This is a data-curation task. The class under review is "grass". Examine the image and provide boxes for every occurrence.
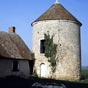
[81,69,88,78]
[81,69,88,83]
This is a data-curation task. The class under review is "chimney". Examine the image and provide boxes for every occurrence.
[8,26,15,33]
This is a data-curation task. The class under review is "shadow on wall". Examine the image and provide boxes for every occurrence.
[0,56,35,77]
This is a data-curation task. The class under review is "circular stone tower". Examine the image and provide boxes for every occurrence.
[32,2,82,81]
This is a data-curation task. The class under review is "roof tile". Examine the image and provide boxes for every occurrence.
[33,3,82,26]
[0,31,32,60]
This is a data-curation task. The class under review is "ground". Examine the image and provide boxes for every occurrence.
[0,76,88,88]
[0,69,88,88]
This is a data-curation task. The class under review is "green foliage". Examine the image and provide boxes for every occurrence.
[81,69,88,83]
[44,32,57,73]
[31,53,35,59]
[81,69,88,77]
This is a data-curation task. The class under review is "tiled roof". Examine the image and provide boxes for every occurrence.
[33,3,82,26]
[0,31,32,60]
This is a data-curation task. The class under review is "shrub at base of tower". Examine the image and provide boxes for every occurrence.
[44,32,57,75]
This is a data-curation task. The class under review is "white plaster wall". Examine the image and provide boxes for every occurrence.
[18,60,30,76]
[0,59,30,77]
[32,20,81,80]
[0,59,13,77]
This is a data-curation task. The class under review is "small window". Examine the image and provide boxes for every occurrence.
[12,60,19,72]
[40,40,45,53]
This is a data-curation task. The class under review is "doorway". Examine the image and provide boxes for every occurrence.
[40,63,46,77]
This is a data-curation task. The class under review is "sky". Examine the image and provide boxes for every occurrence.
[0,0,88,66]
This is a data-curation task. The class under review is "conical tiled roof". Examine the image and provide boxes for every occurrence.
[33,3,82,26]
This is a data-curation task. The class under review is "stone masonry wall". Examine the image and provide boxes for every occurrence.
[32,20,81,80]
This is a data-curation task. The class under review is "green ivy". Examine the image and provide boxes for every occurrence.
[44,32,57,73]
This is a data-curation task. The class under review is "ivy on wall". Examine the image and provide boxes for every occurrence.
[44,32,57,73]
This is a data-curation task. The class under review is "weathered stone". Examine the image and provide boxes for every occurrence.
[32,20,81,81]
[32,3,82,81]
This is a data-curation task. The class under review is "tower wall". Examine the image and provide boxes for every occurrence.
[32,20,81,80]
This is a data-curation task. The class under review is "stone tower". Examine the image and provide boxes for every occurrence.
[32,2,82,81]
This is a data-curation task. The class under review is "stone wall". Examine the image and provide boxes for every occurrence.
[32,20,81,80]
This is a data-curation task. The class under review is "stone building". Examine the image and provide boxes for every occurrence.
[32,2,82,80]
[0,27,34,77]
